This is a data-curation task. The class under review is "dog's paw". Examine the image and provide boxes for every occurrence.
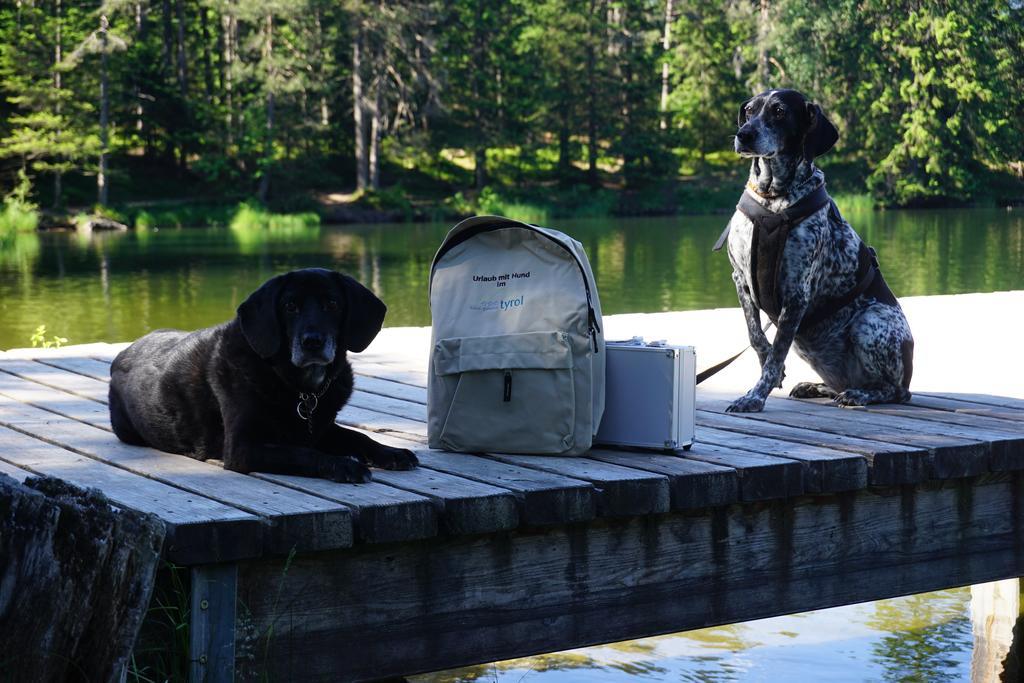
[790,382,837,399]
[369,446,419,471]
[320,456,373,483]
[833,389,871,407]
[726,394,766,413]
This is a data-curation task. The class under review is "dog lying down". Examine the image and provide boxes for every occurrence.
[721,89,914,412]
[109,268,418,483]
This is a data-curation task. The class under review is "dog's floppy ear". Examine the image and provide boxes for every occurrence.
[237,274,286,359]
[333,272,387,353]
[804,102,839,160]
[737,97,753,127]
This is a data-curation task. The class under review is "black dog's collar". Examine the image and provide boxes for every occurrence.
[712,182,831,252]
[296,370,339,433]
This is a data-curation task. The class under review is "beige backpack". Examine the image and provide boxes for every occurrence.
[428,216,605,455]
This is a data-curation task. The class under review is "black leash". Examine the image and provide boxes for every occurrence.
[695,322,773,385]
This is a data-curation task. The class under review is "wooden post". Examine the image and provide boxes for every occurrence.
[971,578,1022,682]
[189,564,238,683]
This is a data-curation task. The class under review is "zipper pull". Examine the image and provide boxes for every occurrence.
[503,370,512,402]
[590,326,599,353]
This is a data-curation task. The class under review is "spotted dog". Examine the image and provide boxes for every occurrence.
[719,89,913,413]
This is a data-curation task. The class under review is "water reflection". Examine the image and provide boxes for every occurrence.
[413,584,1024,682]
[1,208,1023,350]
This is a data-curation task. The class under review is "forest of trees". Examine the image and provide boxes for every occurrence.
[1,0,1022,218]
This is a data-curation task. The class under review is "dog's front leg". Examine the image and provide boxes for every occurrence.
[221,410,372,482]
[727,290,808,413]
[318,423,418,471]
[733,271,770,363]
[732,271,779,376]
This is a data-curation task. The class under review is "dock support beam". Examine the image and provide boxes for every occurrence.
[190,563,237,683]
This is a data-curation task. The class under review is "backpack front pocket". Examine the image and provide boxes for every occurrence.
[433,331,576,453]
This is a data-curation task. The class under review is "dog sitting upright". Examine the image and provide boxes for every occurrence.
[718,89,913,412]
[109,268,418,482]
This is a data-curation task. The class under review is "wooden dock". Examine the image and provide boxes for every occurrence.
[1,315,1023,681]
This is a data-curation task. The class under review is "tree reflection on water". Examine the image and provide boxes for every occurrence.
[1,208,1022,351]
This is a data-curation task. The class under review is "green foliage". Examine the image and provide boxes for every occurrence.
[0,0,1020,213]
[229,201,320,232]
[29,325,67,349]
[0,171,40,238]
[127,564,191,683]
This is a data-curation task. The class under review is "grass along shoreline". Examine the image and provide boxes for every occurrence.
[2,179,1013,238]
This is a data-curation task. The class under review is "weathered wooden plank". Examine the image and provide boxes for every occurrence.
[485,453,670,518]
[0,370,111,427]
[336,405,429,441]
[697,425,868,494]
[348,426,617,526]
[235,474,1024,682]
[0,361,109,403]
[776,397,1000,477]
[325,426,522,536]
[416,450,596,526]
[349,389,671,517]
[910,394,1024,423]
[586,449,739,510]
[346,390,426,423]
[353,376,427,405]
[922,392,1024,411]
[831,400,1024,472]
[36,356,113,382]
[695,410,929,486]
[679,441,803,501]
[0,395,355,555]
[373,467,519,536]
[699,398,987,480]
[0,426,262,564]
[0,456,30,481]
[0,342,121,360]
[190,564,237,683]
[352,361,428,387]
[250,473,437,544]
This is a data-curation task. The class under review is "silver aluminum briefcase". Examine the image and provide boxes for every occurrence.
[594,338,695,451]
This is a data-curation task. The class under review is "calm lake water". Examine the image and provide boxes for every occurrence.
[2,208,1022,680]
[1,207,1023,350]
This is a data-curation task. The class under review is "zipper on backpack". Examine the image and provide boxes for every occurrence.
[503,370,512,402]
[588,306,600,353]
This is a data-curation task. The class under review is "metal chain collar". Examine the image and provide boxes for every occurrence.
[296,371,338,433]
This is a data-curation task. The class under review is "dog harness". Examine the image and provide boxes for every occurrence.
[713,183,899,334]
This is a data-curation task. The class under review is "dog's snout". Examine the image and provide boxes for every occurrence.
[736,128,755,145]
[301,332,325,351]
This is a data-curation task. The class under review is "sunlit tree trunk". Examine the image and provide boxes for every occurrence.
[258,14,274,203]
[353,18,368,192]
[369,75,382,191]
[659,0,673,130]
[133,2,146,144]
[199,6,213,97]
[756,0,770,92]
[586,0,601,187]
[53,0,62,208]
[175,0,188,98]
[98,15,110,207]
[315,7,329,128]
[221,8,235,152]
[472,0,487,189]
[161,0,173,72]
[557,69,571,182]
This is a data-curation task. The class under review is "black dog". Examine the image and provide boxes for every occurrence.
[109,268,417,482]
[721,89,913,412]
